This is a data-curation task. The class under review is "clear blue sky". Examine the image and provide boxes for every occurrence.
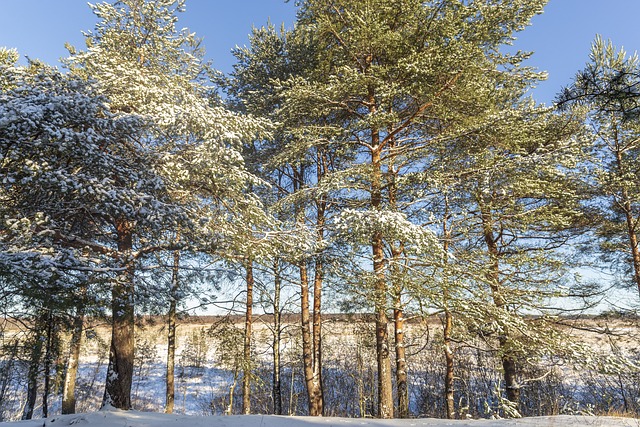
[0,0,639,105]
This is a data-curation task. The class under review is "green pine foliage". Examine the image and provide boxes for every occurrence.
[560,36,640,294]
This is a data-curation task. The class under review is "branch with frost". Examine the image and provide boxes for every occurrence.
[334,208,441,255]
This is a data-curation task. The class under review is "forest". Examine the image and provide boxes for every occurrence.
[1,0,640,423]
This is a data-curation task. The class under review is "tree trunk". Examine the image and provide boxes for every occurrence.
[372,145,393,419]
[479,201,520,409]
[272,260,283,415]
[103,220,135,410]
[165,249,180,414]
[394,303,408,418]
[390,245,407,417]
[367,80,393,418]
[442,202,456,419]
[289,366,296,415]
[299,260,319,416]
[443,307,455,418]
[310,257,324,416]
[623,209,640,297]
[388,144,408,418]
[22,315,45,420]
[374,294,393,419]
[613,137,640,296]
[356,341,365,417]
[310,150,327,415]
[242,259,253,415]
[42,310,55,418]
[22,354,40,420]
[62,302,85,414]
[372,182,393,418]
[300,152,328,416]
[292,162,324,416]
[501,352,520,404]
[227,368,238,415]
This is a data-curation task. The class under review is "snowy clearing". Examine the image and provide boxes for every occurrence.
[0,410,637,427]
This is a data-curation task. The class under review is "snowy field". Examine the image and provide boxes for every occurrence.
[0,408,638,427]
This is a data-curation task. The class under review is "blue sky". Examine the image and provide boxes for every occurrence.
[1,1,639,105]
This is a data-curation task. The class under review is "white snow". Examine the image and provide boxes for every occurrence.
[0,410,636,427]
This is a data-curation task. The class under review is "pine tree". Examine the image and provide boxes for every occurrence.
[63,0,269,409]
[404,79,592,415]
[275,0,549,418]
[1,54,178,411]
[227,23,328,416]
[559,37,640,299]
[457,106,586,411]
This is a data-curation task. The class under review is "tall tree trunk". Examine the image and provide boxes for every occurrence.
[42,310,55,418]
[367,81,393,419]
[356,340,366,417]
[442,197,456,419]
[392,252,408,418]
[372,144,393,419]
[103,220,135,410]
[443,306,455,418]
[479,201,520,408]
[299,260,318,415]
[242,259,253,415]
[62,297,85,415]
[289,366,296,416]
[389,211,408,418]
[388,142,408,418]
[374,278,393,419]
[310,257,324,416]
[623,204,640,296]
[309,150,326,416]
[272,260,283,415]
[22,315,45,420]
[393,300,408,418]
[165,249,180,414]
[293,162,324,416]
[613,135,640,296]
[63,284,88,414]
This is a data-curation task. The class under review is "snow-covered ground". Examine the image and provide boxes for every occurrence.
[0,409,637,427]
[2,318,639,423]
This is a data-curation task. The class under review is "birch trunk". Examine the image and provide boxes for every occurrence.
[393,302,408,418]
